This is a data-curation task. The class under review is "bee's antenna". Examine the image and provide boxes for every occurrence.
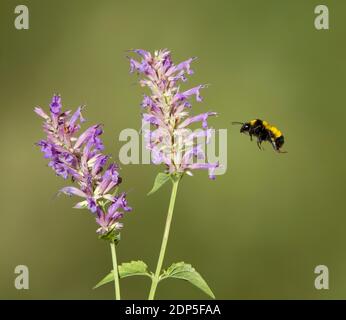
[231,121,244,125]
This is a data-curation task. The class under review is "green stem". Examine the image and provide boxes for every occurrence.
[148,178,180,300]
[110,241,121,300]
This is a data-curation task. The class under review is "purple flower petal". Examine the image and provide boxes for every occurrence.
[87,197,98,213]
[178,112,217,129]
[50,95,62,115]
[143,113,161,126]
[60,186,87,198]
[69,106,85,128]
[174,85,205,103]
[132,49,152,60]
[74,125,101,150]
[34,107,50,120]
[188,162,219,180]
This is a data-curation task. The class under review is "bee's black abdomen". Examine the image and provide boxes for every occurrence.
[274,136,284,150]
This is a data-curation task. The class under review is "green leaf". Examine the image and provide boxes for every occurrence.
[119,260,152,278]
[160,262,215,299]
[93,261,152,289]
[93,272,114,289]
[147,172,171,196]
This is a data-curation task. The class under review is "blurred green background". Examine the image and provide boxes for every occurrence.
[1,0,346,299]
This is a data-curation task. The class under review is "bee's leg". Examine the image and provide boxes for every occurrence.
[249,133,253,141]
[256,139,262,150]
[270,140,277,151]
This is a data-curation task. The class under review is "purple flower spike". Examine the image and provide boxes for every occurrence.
[35,95,131,237]
[129,49,219,179]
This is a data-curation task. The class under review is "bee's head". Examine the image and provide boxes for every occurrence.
[240,123,250,133]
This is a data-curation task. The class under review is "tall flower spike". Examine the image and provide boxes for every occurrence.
[129,49,218,179]
[35,95,131,238]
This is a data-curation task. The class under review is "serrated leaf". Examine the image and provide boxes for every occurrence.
[119,260,152,278]
[147,172,170,196]
[93,261,151,289]
[160,262,215,299]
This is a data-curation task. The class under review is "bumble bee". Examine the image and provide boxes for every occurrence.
[232,119,286,153]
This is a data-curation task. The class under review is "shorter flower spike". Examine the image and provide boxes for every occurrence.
[35,95,132,238]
